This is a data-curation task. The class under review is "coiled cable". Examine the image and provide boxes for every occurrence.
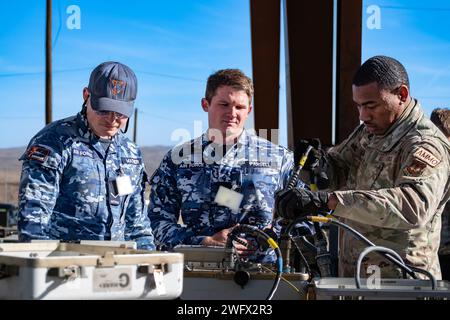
[226,224,283,300]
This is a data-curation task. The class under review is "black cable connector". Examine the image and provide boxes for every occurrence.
[226,225,283,300]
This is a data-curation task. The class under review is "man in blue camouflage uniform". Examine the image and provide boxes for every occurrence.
[149,69,304,257]
[18,61,155,250]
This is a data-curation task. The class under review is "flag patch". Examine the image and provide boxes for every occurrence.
[26,145,50,163]
[404,159,427,176]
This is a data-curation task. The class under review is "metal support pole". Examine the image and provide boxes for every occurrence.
[133,108,138,143]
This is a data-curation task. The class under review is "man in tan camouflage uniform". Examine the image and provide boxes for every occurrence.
[431,108,450,280]
[276,56,450,279]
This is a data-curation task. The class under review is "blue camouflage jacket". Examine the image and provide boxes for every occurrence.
[149,130,303,249]
[18,111,155,250]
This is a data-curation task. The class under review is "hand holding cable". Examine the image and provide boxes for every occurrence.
[275,188,330,220]
[226,224,283,300]
[275,138,329,220]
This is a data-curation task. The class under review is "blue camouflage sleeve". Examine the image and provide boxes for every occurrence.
[124,167,156,250]
[18,143,64,241]
[148,151,196,249]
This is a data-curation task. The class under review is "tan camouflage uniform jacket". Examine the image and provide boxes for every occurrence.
[327,99,450,279]
[439,202,450,255]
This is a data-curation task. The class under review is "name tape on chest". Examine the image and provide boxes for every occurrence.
[246,161,274,168]
[179,162,204,169]
[413,147,441,167]
[73,148,94,158]
[121,157,142,165]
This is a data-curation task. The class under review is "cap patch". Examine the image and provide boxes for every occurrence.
[111,79,126,96]
[413,147,441,167]
[27,146,50,163]
[404,159,427,176]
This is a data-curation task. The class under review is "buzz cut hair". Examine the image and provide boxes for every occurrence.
[205,69,254,104]
[353,55,410,91]
[430,108,450,137]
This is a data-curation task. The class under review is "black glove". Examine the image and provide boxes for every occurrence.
[310,170,330,190]
[275,189,329,220]
[294,138,322,171]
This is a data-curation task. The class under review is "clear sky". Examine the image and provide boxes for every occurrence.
[363,0,450,115]
[0,0,449,149]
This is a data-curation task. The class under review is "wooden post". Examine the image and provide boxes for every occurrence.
[250,0,280,143]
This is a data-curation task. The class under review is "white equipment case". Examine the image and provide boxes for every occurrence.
[313,277,450,300]
[174,245,309,300]
[0,242,183,300]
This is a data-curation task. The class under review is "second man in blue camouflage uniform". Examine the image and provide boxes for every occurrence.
[149,69,303,256]
[18,61,155,250]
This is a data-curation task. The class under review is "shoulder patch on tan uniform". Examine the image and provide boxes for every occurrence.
[413,147,441,167]
[404,159,427,176]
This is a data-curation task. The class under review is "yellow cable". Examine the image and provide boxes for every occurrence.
[260,265,302,295]
[299,154,308,167]
[267,238,279,250]
[308,216,331,223]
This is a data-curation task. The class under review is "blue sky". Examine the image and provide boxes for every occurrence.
[0,0,449,148]
[363,0,450,113]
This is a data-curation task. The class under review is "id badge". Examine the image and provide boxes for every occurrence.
[214,185,243,213]
[115,174,134,196]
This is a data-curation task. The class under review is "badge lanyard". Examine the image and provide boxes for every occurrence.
[210,143,245,223]
[114,145,133,197]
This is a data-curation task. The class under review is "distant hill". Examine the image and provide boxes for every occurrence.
[0,147,25,172]
[0,145,171,173]
[0,145,171,205]
[0,147,26,204]
[141,145,171,175]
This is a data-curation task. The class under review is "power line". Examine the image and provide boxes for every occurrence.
[0,67,92,78]
[52,0,62,50]
[419,96,450,99]
[139,110,197,127]
[0,68,204,83]
[365,5,450,12]
[0,116,40,119]
[137,70,203,82]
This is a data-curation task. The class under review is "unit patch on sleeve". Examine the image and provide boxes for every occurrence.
[26,145,50,163]
[413,147,441,167]
[404,159,427,176]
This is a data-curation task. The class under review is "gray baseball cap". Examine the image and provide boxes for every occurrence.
[88,61,137,118]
